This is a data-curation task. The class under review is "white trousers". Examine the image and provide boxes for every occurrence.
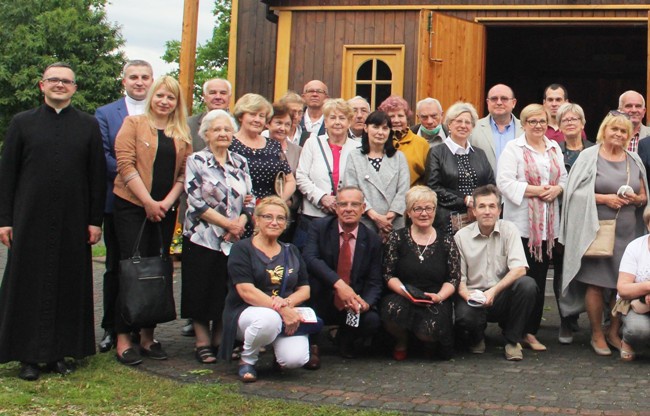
[237,306,309,368]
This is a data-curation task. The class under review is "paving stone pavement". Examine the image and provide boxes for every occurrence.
[2,244,650,415]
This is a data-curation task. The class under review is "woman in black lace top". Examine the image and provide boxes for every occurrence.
[380,186,460,360]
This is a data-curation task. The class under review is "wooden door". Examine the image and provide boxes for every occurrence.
[417,11,486,113]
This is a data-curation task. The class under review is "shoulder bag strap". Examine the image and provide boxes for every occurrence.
[315,137,337,195]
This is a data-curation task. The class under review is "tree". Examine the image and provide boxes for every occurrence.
[162,0,231,112]
[0,0,125,141]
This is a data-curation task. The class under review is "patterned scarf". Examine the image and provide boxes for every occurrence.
[522,144,562,262]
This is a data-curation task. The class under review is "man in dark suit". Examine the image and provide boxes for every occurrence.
[638,134,650,182]
[302,186,383,368]
[94,60,153,353]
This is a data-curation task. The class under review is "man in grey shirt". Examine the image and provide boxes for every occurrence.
[454,185,535,361]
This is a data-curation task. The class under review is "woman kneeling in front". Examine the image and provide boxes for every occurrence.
[218,196,310,382]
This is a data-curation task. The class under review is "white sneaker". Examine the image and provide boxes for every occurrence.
[505,342,523,361]
[558,323,573,345]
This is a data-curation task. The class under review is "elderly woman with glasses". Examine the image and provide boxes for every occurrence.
[497,104,568,352]
[553,103,594,344]
[426,102,494,234]
[380,186,460,361]
[560,111,647,356]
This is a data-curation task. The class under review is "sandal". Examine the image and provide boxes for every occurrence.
[238,363,257,383]
[620,341,635,362]
[195,346,216,364]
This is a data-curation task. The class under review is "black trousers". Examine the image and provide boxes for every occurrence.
[454,276,538,345]
[307,274,380,345]
[100,213,120,331]
[521,238,554,335]
[113,196,176,334]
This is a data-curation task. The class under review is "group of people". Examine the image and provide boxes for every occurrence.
[2,61,650,384]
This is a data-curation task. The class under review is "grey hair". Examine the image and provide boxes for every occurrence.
[202,78,232,95]
[347,96,370,109]
[416,97,443,113]
[198,109,238,142]
[444,102,479,128]
[556,103,586,126]
[618,90,646,110]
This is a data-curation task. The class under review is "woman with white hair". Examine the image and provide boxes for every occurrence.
[181,109,255,364]
[426,102,494,234]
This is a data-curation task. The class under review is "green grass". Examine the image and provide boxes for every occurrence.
[91,244,106,258]
[0,354,393,415]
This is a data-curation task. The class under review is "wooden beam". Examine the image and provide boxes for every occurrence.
[227,0,240,103]
[270,5,650,12]
[475,17,647,23]
[274,11,292,101]
[179,0,199,115]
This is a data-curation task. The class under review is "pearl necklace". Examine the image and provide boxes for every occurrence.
[412,228,435,262]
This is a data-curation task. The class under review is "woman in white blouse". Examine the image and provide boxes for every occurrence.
[496,103,568,352]
[294,98,360,249]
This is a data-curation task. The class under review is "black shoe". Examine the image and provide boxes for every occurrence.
[181,319,195,337]
[338,335,356,359]
[141,341,168,360]
[116,348,143,366]
[46,360,73,376]
[98,330,116,353]
[18,362,40,381]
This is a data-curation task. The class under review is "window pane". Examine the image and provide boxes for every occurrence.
[357,60,373,81]
[375,84,392,108]
[376,60,392,80]
[356,84,372,105]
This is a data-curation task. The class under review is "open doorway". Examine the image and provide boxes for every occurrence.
[485,25,647,140]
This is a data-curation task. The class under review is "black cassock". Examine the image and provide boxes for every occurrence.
[0,104,106,363]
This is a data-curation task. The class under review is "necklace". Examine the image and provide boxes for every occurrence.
[412,228,435,262]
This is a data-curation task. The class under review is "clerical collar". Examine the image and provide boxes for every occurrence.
[125,95,147,116]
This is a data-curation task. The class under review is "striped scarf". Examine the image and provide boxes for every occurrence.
[522,145,562,262]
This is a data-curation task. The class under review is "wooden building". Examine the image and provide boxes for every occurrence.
[227,1,650,137]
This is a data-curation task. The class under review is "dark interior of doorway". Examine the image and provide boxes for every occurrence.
[485,25,646,140]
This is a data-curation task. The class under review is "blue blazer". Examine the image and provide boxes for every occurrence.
[95,98,128,213]
[303,216,383,307]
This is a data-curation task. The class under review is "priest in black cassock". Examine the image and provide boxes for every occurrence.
[0,62,106,381]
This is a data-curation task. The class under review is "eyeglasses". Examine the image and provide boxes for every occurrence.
[560,117,581,124]
[609,110,631,119]
[526,119,548,127]
[304,88,327,95]
[451,119,473,126]
[258,214,287,224]
[412,206,435,214]
[487,96,513,103]
[335,201,364,209]
[42,77,76,86]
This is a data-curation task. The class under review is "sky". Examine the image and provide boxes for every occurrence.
[104,0,217,77]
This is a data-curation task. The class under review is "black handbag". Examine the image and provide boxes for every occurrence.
[118,219,176,327]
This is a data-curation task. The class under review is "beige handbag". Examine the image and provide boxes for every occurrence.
[583,219,616,257]
[583,156,629,258]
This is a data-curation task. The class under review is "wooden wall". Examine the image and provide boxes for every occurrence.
[286,10,420,107]
[235,0,277,100]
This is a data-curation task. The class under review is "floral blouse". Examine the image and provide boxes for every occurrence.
[183,149,255,251]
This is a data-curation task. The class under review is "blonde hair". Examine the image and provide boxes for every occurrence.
[444,102,479,128]
[405,186,437,213]
[278,91,305,107]
[519,104,547,126]
[323,98,354,121]
[233,93,273,123]
[144,76,191,144]
[253,196,290,235]
[595,112,633,148]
